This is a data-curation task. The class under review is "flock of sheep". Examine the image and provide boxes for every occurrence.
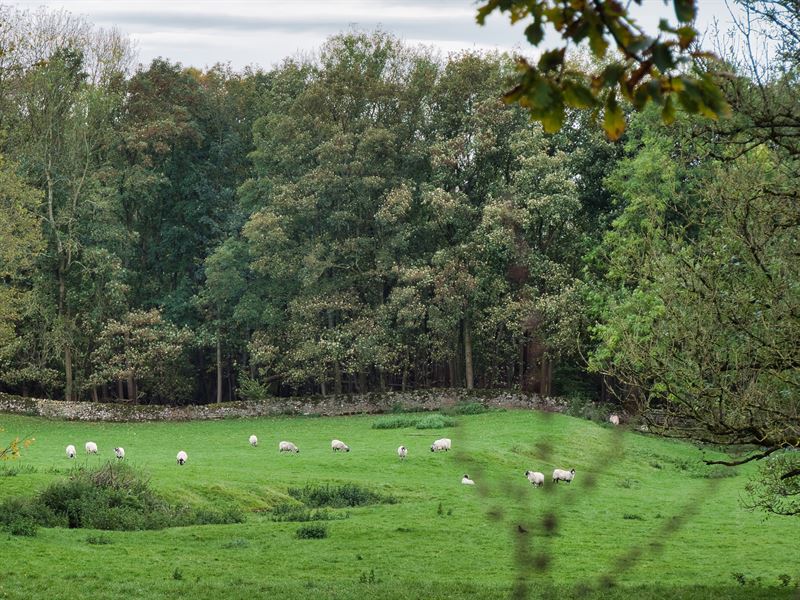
[65,419,604,487]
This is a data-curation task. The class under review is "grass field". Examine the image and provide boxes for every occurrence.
[0,409,798,599]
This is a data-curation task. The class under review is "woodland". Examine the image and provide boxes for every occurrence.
[0,1,798,512]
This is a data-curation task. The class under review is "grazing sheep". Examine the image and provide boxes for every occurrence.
[430,438,452,452]
[524,470,545,487]
[279,441,299,453]
[461,474,475,485]
[114,447,125,460]
[85,441,98,455]
[176,450,188,465]
[249,435,258,447]
[331,439,350,452]
[552,468,576,484]
[609,414,620,426]
[65,445,76,459]
[397,445,408,460]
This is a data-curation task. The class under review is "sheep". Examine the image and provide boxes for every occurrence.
[249,435,258,447]
[114,447,125,460]
[430,438,452,452]
[65,445,76,459]
[552,468,576,484]
[397,445,408,460]
[524,470,545,487]
[176,450,188,465]
[85,441,98,455]
[331,439,350,452]
[461,474,475,485]
[279,441,299,453]
[609,414,620,426]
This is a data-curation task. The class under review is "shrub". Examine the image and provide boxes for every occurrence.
[371,415,421,429]
[6,516,37,537]
[442,402,489,416]
[287,483,396,508]
[0,462,245,531]
[414,414,456,429]
[296,523,327,539]
[270,502,348,522]
[372,413,455,429]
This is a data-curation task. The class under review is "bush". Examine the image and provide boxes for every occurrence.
[0,462,245,531]
[287,483,396,508]
[372,415,421,429]
[6,516,37,537]
[414,414,456,429]
[372,413,455,429]
[271,502,348,522]
[442,402,490,416]
[296,523,327,539]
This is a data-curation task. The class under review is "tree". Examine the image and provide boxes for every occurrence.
[590,107,800,514]
[0,155,43,355]
[475,0,729,138]
[90,309,195,404]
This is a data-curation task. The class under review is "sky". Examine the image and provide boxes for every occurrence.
[2,1,746,70]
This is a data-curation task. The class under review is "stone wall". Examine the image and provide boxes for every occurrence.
[0,389,565,422]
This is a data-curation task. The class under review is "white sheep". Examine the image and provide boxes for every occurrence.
[461,474,475,485]
[85,441,98,454]
[279,441,299,453]
[65,445,76,459]
[524,470,545,487]
[331,439,350,452]
[249,435,258,447]
[397,445,407,459]
[609,414,620,426]
[114,447,125,460]
[430,438,452,452]
[552,468,576,484]
[176,450,188,465]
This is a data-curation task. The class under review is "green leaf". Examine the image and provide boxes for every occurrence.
[537,48,565,72]
[524,16,544,45]
[603,92,626,141]
[563,80,597,109]
[673,0,697,23]
[662,95,676,125]
[652,43,676,72]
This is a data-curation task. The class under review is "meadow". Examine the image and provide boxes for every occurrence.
[0,409,798,599]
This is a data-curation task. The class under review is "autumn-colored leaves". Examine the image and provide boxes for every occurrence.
[477,0,730,139]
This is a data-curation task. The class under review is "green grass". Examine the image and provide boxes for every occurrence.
[0,409,798,599]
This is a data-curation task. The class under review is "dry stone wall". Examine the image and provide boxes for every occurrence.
[0,389,565,422]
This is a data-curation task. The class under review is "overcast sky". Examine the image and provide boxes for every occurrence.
[3,1,745,70]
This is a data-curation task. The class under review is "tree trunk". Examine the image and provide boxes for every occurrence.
[463,317,474,390]
[117,379,124,401]
[91,387,99,403]
[216,331,223,404]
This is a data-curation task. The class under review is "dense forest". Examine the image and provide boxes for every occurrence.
[0,3,795,428]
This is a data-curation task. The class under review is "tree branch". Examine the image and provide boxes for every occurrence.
[703,445,781,466]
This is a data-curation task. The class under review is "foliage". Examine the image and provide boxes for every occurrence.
[476,0,729,138]
[0,462,244,530]
[287,482,397,508]
[371,413,455,429]
[90,309,195,403]
[270,502,348,522]
[295,523,328,539]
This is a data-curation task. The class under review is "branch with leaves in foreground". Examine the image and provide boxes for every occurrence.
[476,0,730,139]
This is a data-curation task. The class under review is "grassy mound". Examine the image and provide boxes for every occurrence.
[0,462,243,534]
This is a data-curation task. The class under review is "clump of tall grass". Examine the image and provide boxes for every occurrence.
[287,483,396,508]
[371,413,455,430]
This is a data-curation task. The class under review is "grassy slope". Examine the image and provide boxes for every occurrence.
[0,410,797,599]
